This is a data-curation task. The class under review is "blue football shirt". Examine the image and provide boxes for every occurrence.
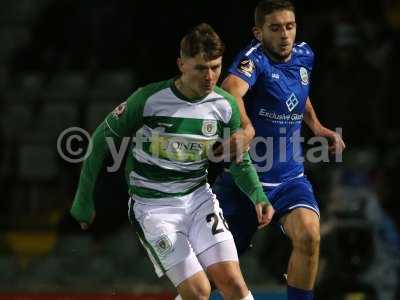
[228,39,314,184]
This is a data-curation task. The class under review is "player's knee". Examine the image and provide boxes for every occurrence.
[215,274,248,298]
[187,281,211,300]
[179,274,211,300]
[181,282,211,300]
[293,223,320,256]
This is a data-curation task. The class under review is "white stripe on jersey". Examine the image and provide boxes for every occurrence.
[245,43,262,56]
[133,148,207,172]
[143,88,233,124]
[129,171,206,194]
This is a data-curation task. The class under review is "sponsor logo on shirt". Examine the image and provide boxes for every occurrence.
[258,108,303,124]
[272,73,280,80]
[286,93,299,112]
[149,134,216,162]
[237,59,255,78]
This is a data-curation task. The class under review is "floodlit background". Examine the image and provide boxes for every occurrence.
[0,0,399,299]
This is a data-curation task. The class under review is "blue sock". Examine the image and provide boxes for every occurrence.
[287,285,314,300]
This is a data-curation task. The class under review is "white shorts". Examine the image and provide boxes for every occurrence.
[128,184,237,286]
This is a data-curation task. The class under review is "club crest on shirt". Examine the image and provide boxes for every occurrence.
[300,67,309,85]
[112,101,127,119]
[202,120,217,136]
[237,59,255,78]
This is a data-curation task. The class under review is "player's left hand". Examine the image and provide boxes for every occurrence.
[316,127,346,155]
[255,202,275,229]
[79,211,96,230]
[213,129,252,163]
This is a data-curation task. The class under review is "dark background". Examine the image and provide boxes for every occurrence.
[0,0,399,299]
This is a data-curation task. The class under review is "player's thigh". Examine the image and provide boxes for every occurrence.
[188,193,233,256]
[129,199,200,284]
[168,258,210,298]
[197,239,247,297]
[268,177,320,221]
[197,239,240,279]
[197,239,238,271]
[270,177,320,234]
[280,207,320,247]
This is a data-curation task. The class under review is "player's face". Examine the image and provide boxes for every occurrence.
[178,54,222,97]
[254,9,296,62]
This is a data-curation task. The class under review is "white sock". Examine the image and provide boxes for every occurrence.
[240,291,254,300]
[175,295,182,300]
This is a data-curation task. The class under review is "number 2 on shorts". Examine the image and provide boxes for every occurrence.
[206,212,229,235]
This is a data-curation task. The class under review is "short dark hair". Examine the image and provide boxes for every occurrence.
[254,0,295,27]
[180,23,225,60]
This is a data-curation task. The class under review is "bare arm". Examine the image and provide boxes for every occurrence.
[304,97,346,153]
[221,75,274,227]
[211,74,255,162]
[304,97,323,135]
[222,74,255,140]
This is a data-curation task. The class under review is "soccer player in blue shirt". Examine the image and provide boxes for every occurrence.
[213,1,345,299]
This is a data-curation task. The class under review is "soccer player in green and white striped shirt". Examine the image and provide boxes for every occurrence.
[70,23,274,300]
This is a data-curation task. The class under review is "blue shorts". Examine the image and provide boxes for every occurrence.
[212,171,320,255]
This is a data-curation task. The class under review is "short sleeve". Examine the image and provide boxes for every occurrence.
[294,42,315,70]
[228,53,259,88]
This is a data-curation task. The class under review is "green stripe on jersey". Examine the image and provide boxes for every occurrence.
[144,116,224,136]
[130,180,205,198]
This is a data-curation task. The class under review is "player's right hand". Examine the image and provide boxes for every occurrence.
[255,203,274,229]
[79,212,96,230]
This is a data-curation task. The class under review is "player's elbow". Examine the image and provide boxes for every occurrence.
[221,80,232,94]
[242,122,255,139]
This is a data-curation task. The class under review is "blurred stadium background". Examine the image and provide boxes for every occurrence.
[0,0,400,299]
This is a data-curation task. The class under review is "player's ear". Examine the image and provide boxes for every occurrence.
[253,26,262,41]
[176,57,182,72]
[177,57,184,73]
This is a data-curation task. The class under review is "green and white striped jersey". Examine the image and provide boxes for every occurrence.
[113,79,240,199]
[71,78,268,223]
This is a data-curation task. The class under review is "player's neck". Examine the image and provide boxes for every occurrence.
[263,47,292,63]
[174,77,207,101]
